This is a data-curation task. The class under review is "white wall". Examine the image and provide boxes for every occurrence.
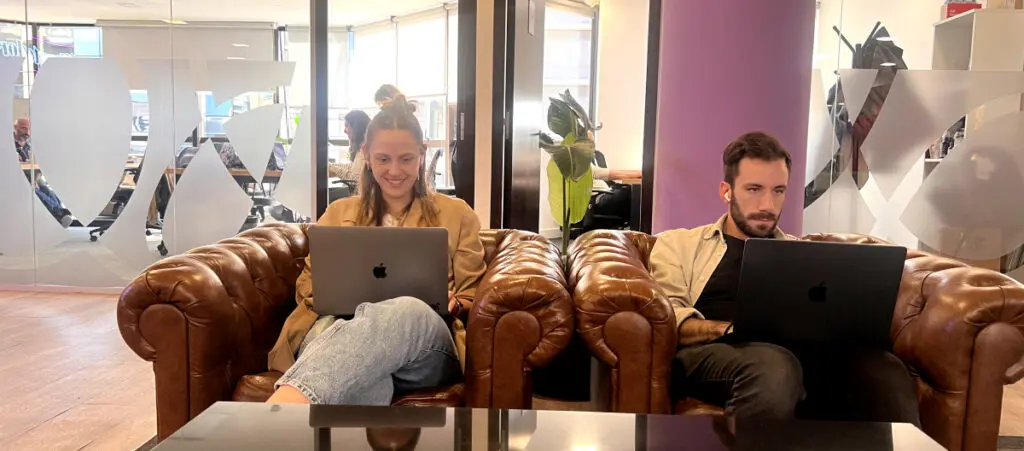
[815,0,938,73]
[593,0,648,171]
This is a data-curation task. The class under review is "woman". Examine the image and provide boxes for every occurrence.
[374,84,402,108]
[375,84,417,112]
[328,110,371,184]
[267,95,487,405]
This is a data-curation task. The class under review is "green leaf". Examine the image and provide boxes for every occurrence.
[558,89,595,132]
[547,161,594,227]
[547,99,574,138]
[544,137,595,182]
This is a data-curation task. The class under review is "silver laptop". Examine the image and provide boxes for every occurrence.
[308,226,450,316]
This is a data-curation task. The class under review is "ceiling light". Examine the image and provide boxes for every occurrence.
[116,1,139,7]
[876,36,894,42]
[160,19,187,25]
[880,62,896,67]
[226,56,245,60]
[231,43,250,48]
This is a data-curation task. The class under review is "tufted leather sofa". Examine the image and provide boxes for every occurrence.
[117,223,573,441]
[568,229,1024,451]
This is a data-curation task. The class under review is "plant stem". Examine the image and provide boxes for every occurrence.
[562,176,570,255]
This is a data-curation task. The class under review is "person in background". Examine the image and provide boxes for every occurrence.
[328,110,371,185]
[375,84,417,113]
[649,131,919,424]
[374,84,402,108]
[14,118,74,228]
[265,95,486,405]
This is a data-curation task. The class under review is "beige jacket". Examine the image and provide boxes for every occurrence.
[648,214,788,331]
[267,192,487,373]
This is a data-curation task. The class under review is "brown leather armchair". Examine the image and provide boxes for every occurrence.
[568,229,1024,451]
[118,223,573,441]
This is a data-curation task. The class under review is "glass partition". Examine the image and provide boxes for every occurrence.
[803,0,1024,281]
[0,0,462,288]
[0,0,312,287]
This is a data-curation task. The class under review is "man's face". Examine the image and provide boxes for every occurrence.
[724,158,789,238]
[14,120,29,139]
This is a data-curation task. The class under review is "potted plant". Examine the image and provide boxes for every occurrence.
[538,90,599,255]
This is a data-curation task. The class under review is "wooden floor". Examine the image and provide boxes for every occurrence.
[1,290,1023,450]
[0,291,155,451]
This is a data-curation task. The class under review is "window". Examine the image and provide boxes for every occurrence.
[0,22,33,98]
[447,12,458,98]
[542,6,595,134]
[397,12,446,97]
[38,26,102,64]
[351,23,397,108]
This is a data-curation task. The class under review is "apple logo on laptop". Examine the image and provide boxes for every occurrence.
[809,282,828,302]
[373,263,388,279]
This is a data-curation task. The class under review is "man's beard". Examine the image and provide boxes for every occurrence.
[729,197,780,238]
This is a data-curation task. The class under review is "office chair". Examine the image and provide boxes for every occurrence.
[569,151,633,239]
[89,167,138,242]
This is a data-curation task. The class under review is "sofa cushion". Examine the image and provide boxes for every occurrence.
[392,383,465,407]
[674,397,725,416]
[232,371,465,407]
[233,371,283,402]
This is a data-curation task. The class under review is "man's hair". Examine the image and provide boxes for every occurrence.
[722,132,792,185]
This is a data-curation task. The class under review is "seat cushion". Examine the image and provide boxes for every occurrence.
[233,371,283,402]
[233,371,464,407]
[674,397,726,416]
[392,383,465,407]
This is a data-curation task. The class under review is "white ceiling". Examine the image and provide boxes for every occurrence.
[0,0,448,27]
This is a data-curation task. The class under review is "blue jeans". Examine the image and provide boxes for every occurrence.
[276,296,461,405]
[34,182,65,220]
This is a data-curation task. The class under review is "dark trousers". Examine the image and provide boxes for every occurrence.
[673,342,920,426]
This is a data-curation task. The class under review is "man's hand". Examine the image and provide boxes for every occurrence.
[447,291,470,316]
[678,318,731,346]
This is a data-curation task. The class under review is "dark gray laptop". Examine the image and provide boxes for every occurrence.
[308,226,449,316]
[730,239,907,349]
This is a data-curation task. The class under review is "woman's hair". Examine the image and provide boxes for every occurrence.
[357,94,438,227]
[344,110,371,162]
[374,84,402,105]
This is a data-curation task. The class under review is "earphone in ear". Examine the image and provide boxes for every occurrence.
[725,193,731,202]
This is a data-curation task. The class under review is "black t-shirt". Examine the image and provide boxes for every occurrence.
[694,234,746,322]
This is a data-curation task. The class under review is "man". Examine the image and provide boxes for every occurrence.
[14,118,74,228]
[14,117,31,162]
[649,131,919,424]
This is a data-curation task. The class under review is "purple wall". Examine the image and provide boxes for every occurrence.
[652,0,816,234]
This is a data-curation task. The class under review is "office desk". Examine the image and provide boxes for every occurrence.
[167,167,283,185]
[22,162,142,185]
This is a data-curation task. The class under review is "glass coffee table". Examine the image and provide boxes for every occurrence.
[154,402,943,450]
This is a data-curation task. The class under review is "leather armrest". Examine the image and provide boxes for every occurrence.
[117,223,309,439]
[466,230,574,409]
[567,230,676,414]
[891,252,1024,451]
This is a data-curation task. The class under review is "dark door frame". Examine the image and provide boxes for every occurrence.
[490,0,512,229]
[640,0,662,234]
[454,0,478,206]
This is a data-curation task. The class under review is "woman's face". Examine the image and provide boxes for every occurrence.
[344,120,353,140]
[366,129,423,201]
